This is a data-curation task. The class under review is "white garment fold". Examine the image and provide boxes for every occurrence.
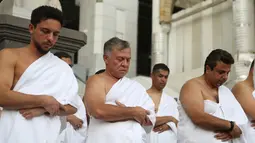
[58,96,87,143]
[86,77,156,143]
[0,52,79,143]
[219,86,248,143]
[242,91,255,143]
[147,92,179,143]
[177,85,248,143]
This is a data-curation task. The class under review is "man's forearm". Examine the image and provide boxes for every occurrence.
[0,90,43,110]
[20,105,77,117]
[193,114,231,131]
[57,105,77,116]
[155,116,176,126]
[92,104,134,122]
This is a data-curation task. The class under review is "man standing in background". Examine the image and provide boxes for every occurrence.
[147,63,179,143]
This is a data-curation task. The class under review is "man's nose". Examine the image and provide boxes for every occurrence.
[122,59,128,67]
[46,33,54,43]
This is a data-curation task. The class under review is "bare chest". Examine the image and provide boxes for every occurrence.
[152,97,161,112]
[148,92,162,113]
[13,56,38,88]
[104,78,120,95]
[201,88,219,103]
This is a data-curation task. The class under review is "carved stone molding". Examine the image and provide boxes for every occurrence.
[0,14,87,53]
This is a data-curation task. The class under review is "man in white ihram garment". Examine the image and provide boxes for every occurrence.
[232,59,255,143]
[146,63,179,143]
[0,6,80,143]
[178,49,248,143]
[84,37,156,143]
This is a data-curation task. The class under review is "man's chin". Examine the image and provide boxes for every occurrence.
[117,73,127,78]
[216,82,225,87]
[38,48,50,54]
[159,85,166,89]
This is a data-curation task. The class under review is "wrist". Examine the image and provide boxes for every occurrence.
[128,107,136,120]
[66,115,71,121]
[166,124,171,130]
[38,95,46,107]
[227,121,235,132]
[168,116,173,122]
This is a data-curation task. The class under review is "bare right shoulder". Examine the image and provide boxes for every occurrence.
[179,78,206,123]
[85,74,106,97]
[0,48,20,91]
[232,81,245,92]
[0,48,18,63]
[232,81,252,98]
[84,73,108,115]
[180,78,201,100]
[86,74,104,86]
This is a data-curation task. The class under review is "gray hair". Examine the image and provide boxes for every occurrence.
[103,37,130,56]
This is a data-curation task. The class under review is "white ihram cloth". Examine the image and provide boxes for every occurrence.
[147,92,179,143]
[58,96,87,143]
[86,77,156,143]
[177,85,248,143]
[0,52,79,143]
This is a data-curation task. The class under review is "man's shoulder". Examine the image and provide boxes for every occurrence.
[232,81,246,91]
[181,78,200,90]
[0,48,18,55]
[86,74,104,84]
[232,81,253,94]
[0,48,19,62]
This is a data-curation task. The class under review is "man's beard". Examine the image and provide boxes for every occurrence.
[34,39,50,55]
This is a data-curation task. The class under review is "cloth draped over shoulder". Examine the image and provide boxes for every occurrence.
[86,77,156,143]
[0,52,79,143]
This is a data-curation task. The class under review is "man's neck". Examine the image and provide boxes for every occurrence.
[148,86,163,95]
[104,71,121,82]
[28,42,46,57]
[202,75,217,89]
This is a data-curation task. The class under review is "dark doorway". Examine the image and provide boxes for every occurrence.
[60,0,80,64]
[60,0,80,30]
[173,6,184,14]
[137,0,152,76]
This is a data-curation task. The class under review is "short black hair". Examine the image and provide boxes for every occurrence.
[250,59,254,71]
[31,5,63,27]
[54,52,71,59]
[95,69,105,74]
[152,63,170,74]
[204,49,234,73]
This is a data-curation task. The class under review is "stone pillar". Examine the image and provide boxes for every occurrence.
[233,0,255,81]
[152,0,175,68]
